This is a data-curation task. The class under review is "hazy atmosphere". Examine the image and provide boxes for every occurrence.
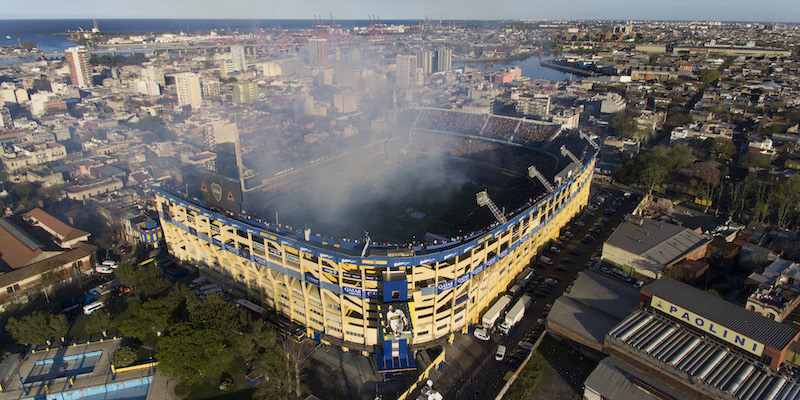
[3,0,799,22]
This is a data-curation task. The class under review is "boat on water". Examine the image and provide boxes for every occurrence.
[5,36,10,40]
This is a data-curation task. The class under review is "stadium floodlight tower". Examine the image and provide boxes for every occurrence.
[560,145,581,165]
[528,165,554,193]
[476,190,507,224]
[579,130,599,149]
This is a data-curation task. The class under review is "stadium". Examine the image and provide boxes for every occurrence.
[155,108,598,370]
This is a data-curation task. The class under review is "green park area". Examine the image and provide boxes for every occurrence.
[5,261,309,400]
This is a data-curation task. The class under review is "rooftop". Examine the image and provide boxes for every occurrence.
[643,277,799,351]
[605,217,712,268]
[584,357,693,400]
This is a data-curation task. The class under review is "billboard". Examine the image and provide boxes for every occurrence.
[651,295,764,356]
[198,171,242,214]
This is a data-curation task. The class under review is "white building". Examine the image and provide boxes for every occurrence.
[261,62,282,77]
[174,72,203,109]
[230,45,246,72]
[64,46,92,88]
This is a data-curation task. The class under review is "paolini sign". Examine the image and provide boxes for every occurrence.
[651,295,764,356]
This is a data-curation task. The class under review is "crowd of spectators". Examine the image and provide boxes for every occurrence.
[415,109,487,136]
[513,121,561,147]
[483,116,519,141]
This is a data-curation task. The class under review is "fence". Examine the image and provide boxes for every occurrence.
[396,349,447,400]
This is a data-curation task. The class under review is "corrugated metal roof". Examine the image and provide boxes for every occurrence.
[644,277,799,350]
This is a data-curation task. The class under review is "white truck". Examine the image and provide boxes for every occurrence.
[474,294,512,340]
[498,295,532,334]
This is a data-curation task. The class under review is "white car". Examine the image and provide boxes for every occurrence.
[474,327,490,341]
[539,256,553,265]
[95,265,114,274]
[101,260,118,269]
[495,345,507,361]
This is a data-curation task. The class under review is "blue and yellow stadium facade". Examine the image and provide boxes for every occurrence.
[155,149,596,355]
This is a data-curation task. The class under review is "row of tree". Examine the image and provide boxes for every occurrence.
[614,141,800,229]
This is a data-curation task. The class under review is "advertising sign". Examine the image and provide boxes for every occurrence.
[651,295,764,356]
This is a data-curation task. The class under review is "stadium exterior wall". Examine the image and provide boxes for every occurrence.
[155,155,596,350]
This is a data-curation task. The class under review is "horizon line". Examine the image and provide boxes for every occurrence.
[2,17,799,24]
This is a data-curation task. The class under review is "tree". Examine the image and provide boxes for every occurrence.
[666,108,692,127]
[699,69,721,85]
[157,323,234,386]
[119,296,178,341]
[84,309,112,337]
[112,346,137,367]
[10,183,32,200]
[115,261,170,298]
[7,311,69,346]
[19,41,36,51]
[740,152,772,169]
[771,175,800,228]
[664,266,685,281]
[610,110,639,139]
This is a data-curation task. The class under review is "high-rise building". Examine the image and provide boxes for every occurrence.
[395,54,417,88]
[230,45,247,72]
[261,62,282,77]
[134,79,161,97]
[141,66,165,86]
[435,47,452,73]
[174,72,203,109]
[64,46,92,88]
[201,79,221,99]
[308,38,328,67]
[233,81,259,104]
[416,50,434,74]
[204,119,239,147]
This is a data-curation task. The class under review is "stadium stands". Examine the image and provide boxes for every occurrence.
[514,120,561,147]
[415,109,488,136]
[483,116,520,141]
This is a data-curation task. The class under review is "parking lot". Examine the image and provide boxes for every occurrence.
[432,184,641,399]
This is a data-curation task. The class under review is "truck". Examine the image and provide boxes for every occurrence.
[474,294,512,340]
[482,294,512,329]
[498,295,532,335]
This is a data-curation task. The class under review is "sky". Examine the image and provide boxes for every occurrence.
[2,0,799,23]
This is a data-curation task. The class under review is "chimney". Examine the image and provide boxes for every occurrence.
[38,200,44,208]
[68,216,75,226]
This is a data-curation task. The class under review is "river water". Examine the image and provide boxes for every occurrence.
[455,54,576,82]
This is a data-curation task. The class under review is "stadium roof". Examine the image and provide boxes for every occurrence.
[643,277,799,350]
[605,217,712,268]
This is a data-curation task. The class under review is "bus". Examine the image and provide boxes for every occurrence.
[236,298,268,319]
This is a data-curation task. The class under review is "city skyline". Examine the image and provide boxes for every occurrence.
[2,0,799,23]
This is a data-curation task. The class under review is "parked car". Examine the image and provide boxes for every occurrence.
[95,265,114,274]
[189,276,208,288]
[474,327,490,341]
[495,345,507,361]
[539,256,554,265]
[518,341,535,350]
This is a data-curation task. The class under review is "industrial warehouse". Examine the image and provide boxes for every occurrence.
[155,108,598,371]
[579,277,800,400]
